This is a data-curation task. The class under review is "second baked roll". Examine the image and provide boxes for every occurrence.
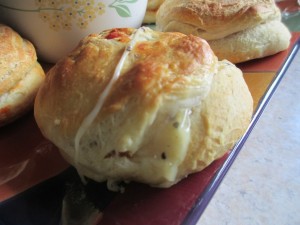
[156,0,291,63]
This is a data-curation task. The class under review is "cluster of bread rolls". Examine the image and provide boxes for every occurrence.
[3,0,292,190]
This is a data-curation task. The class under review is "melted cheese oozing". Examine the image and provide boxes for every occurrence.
[74,28,144,182]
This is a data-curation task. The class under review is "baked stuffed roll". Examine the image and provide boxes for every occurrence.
[34,27,253,189]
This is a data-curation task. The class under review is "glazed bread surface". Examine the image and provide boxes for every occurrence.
[34,27,253,189]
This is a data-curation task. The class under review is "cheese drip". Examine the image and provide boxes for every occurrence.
[74,28,144,183]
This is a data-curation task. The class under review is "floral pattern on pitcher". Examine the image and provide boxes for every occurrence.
[0,0,138,31]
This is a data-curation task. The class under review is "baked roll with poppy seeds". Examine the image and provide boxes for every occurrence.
[34,27,253,189]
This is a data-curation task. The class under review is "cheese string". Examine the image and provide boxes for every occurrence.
[74,28,144,182]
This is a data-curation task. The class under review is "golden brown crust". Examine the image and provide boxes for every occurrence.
[35,28,216,137]
[0,24,45,127]
[35,28,253,188]
[0,24,36,94]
